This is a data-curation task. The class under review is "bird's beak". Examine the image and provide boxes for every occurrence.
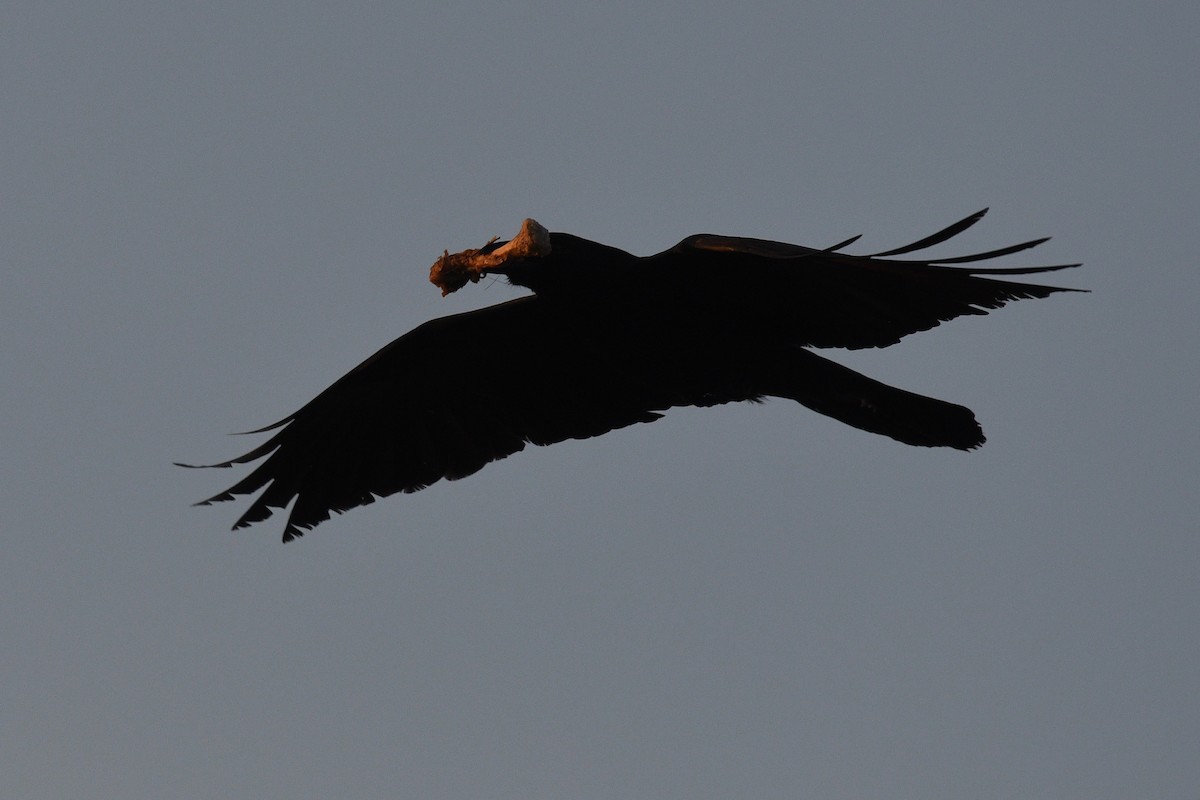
[429,218,552,296]
[491,218,552,261]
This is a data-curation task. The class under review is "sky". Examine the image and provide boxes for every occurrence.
[3,2,1198,798]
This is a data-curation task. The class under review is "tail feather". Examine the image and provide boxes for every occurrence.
[772,348,985,450]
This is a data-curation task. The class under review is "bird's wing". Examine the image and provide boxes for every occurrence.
[180,297,669,542]
[677,209,1083,349]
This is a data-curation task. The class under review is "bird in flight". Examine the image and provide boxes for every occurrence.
[182,210,1081,541]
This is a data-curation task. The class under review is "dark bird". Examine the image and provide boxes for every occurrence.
[181,210,1082,542]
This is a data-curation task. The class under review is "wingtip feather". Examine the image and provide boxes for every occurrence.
[866,208,990,258]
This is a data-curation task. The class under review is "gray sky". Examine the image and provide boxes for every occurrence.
[3,2,1197,798]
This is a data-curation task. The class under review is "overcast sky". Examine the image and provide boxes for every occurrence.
[3,2,1197,798]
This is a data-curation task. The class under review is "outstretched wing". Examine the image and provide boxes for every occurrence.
[676,209,1083,349]
[181,297,669,542]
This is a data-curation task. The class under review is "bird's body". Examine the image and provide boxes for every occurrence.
[183,211,1081,541]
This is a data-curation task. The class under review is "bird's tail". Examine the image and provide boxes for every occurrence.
[768,347,985,450]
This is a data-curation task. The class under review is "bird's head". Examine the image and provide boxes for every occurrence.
[429,218,552,296]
